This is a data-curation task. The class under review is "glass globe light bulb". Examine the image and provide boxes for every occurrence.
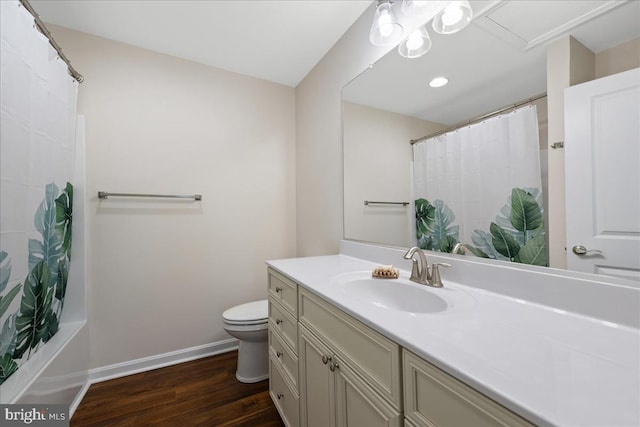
[369,1,404,46]
[432,0,473,34]
[406,31,425,50]
[398,25,431,59]
[442,4,463,26]
[378,10,394,37]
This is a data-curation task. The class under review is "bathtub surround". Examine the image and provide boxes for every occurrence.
[0,1,87,405]
[47,25,296,373]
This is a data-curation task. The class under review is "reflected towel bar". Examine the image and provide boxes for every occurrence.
[364,201,409,206]
[98,191,202,201]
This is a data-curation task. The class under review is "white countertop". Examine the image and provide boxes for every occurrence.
[267,254,640,427]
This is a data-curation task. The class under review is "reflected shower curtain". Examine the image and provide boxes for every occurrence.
[0,1,78,384]
[413,105,547,266]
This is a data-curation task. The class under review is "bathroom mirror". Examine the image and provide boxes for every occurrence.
[343,1,640,271]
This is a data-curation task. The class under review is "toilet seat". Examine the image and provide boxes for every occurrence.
[223,300,268,325]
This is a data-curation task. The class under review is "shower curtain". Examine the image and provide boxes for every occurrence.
[0,0,78,385]
[413,105,547,266]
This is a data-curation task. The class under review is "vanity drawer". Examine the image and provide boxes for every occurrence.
[403,350,534,427]
[270,357,300,427]
[298,287,401,409]
[268,268,298,316]
[269,298,298,353]
[269,328,298,389]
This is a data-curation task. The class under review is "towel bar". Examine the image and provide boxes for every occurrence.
[364,201,409,206]
[98,191,202,201]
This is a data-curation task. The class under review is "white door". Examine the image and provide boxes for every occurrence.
[565,68,640,281]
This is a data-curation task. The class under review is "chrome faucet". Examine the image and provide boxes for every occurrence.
[404,246,429,285]
[403,247,451,288]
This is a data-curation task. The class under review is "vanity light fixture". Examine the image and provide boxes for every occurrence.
[432,0,473,34]
[372,0,473,58]
[429,77,449,87]
[370,0,404,46]
[398,25,432,58]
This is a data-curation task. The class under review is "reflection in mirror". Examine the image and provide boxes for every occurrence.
[343,0,640,277]
[411,103,548,267]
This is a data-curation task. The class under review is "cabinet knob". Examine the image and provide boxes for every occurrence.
[276,351,283,358]
[329,361,339,372]
[276,393,284,400]
[275,286,283,293]
[321,355,332,365]
[276,319,283,325]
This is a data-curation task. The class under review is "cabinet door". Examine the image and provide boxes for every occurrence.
[403,350,534,427]
[299,325,335,427]
[334,356,402,427]
[299,287,401,407]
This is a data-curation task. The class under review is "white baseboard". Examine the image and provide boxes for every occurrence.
[87,338,239,385]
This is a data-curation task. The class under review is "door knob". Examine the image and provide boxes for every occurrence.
[572,245,603,255]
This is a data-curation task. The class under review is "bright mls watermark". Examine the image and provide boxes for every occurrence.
[1,405,68,426]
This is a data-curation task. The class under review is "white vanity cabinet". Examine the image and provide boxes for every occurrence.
[403,350,534,427]
[268,267,535,427]
[298,287,402,427]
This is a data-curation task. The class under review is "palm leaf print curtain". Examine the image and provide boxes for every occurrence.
[413,105,547,266]
[0,0,78,385]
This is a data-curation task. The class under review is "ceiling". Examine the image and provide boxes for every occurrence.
[29,0,640,123]
[30,0,373,87]
[343,0,640,125]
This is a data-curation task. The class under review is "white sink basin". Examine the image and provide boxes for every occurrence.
[331,272,450,314]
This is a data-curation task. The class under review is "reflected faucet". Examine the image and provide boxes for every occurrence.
[452,242,467,255]
[403,247,451,288]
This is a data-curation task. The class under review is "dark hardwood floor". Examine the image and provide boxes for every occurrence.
[71,351,285,427]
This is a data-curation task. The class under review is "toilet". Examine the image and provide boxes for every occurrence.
[222,299,269,383]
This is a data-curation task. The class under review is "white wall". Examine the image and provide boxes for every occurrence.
[48,26,297,370]
[295,5,395,256]
[343,102,444,247]
[595,38,640,78]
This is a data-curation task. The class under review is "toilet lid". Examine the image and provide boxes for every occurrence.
[223,300,268,323]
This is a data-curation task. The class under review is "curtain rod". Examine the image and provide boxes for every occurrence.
[410,93,547,145]
[18,0,84,83]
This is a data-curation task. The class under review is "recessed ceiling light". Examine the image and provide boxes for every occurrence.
[429,77,449,88]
